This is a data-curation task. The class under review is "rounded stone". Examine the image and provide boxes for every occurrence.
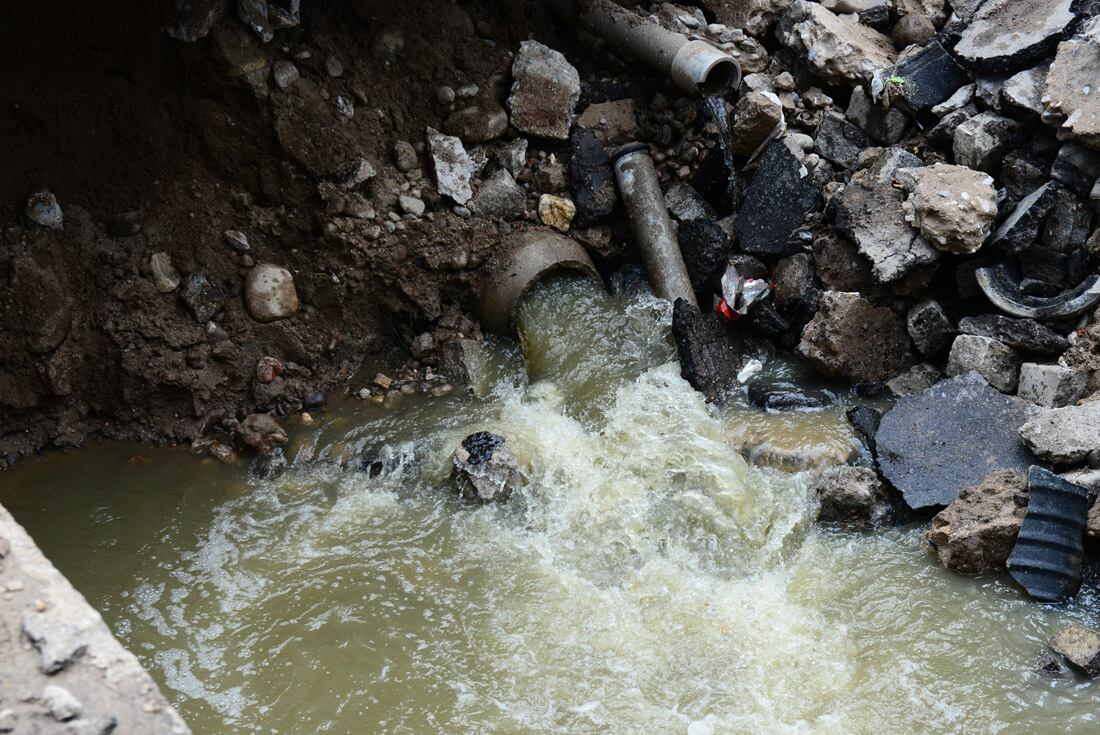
[245,264,299,323]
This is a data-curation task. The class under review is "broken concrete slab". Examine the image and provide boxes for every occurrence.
[954,0,1078,73]
[846,86,910,144]
[990,181,1063,254]
[886,362,942,397]
[956,314,1071,355]
[797,290,915,382]
[893,40,970,113]
[734,141,819,258]
[953,111,1026,173]
[568,128,616,228]
[815,110,866,169]
[1051,622,1100,678]
[1043,17,1100,150]
[1002,62,1051,117]
[945,334,1024,393]
[507,40,581,140]
[1017,362,1089,407]
[875,372,1040,508]
[1020,401,1100,464]
[899,163,998,254]
[834,148,939,283]
[907,298,955,358]
[1052,142,1100,196]
[776,0,896,84]
[672,299,745,401]
[730,92,784,156]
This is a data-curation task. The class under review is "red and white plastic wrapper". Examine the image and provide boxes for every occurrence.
[716,263,771,320]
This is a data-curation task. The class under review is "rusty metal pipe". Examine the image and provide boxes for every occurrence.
[612,143,698,308]
[547,0,741,95]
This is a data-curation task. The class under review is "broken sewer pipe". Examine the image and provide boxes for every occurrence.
[546,0,741,95]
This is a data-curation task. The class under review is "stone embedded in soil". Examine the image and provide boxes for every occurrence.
[906,298,955,358]
[443,102,509,144]
[473,169,525,220]
[672,299,745,402]
[953,112,1026,173]
[568,128,616,228]
[392,140,419,173]
[875,372,1040,509]
[398,195,426,217]
[1044,18,1100,150]
[236,413,288,455]
[507,40,580,140]
[834,148,939,283]
[245,264,299,323]
[1051,623,1100,678]
[899,163,998,255]
[814,110,865,169]
[149,252,180,294]
[734,141,819,258]
[797,290,915,383]
[24,191,63,230]
[427,127,477,205]
[954,0,1077,72]
[729,92,784,156]
[956,314,1070,356]
[179,273,226,323]
[893,40,969,112]
[990,181,1063,254]
[538,194,576,232]
[926,469,1028,574]
[1019,401,1100,464]
[776,0,896,84]
[41,685,82,722]
[451,431,523,503]
[272,60,299,90]
[576,99,638,146]
[945,335,1023,393]
[816,466,894,529]
[1017,362,1088,407]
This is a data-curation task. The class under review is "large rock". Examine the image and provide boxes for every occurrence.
[875,372,1040,508]
[451,431,523,503]
[945,335,1023,393]
[1017,363,1088,407]
[1019,401,1100,464]
[245,264,299,323]
[236,413,289,454]
[734,141,819,258]
[953,112,1026,173]
[898,163,998,254]
[1051,623,1100,678]
[1044,17,1100,150]
[956,314,1070,356]
[427,127,477,205]
[797,291,915,383]
[815,466,894,529]
[954,0,1077,72]
[926,469,1028,573]
[834,148,939,283]
[672,300,745,401]
[507,40,580,140]
[729,92,784,155]
[776,1,896,84]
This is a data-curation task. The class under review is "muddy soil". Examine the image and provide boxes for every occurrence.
[0,0,588,463]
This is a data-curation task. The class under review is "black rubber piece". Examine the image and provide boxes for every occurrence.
[976,262,1100,320]
[1007,466,1093,603]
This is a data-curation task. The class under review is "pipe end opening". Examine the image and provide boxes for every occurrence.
[700,58,740,95]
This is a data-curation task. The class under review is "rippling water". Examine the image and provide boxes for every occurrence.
[4,274,1100,734]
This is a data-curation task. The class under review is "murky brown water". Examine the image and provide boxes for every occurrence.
[3,274,1100,734]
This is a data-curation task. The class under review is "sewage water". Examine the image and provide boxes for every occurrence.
[4,274,1100,734]
[705,94,738,205]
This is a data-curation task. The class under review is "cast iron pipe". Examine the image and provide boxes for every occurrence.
[976,263,1100,320]
[547,0,741,95]
[612,143,698,308]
